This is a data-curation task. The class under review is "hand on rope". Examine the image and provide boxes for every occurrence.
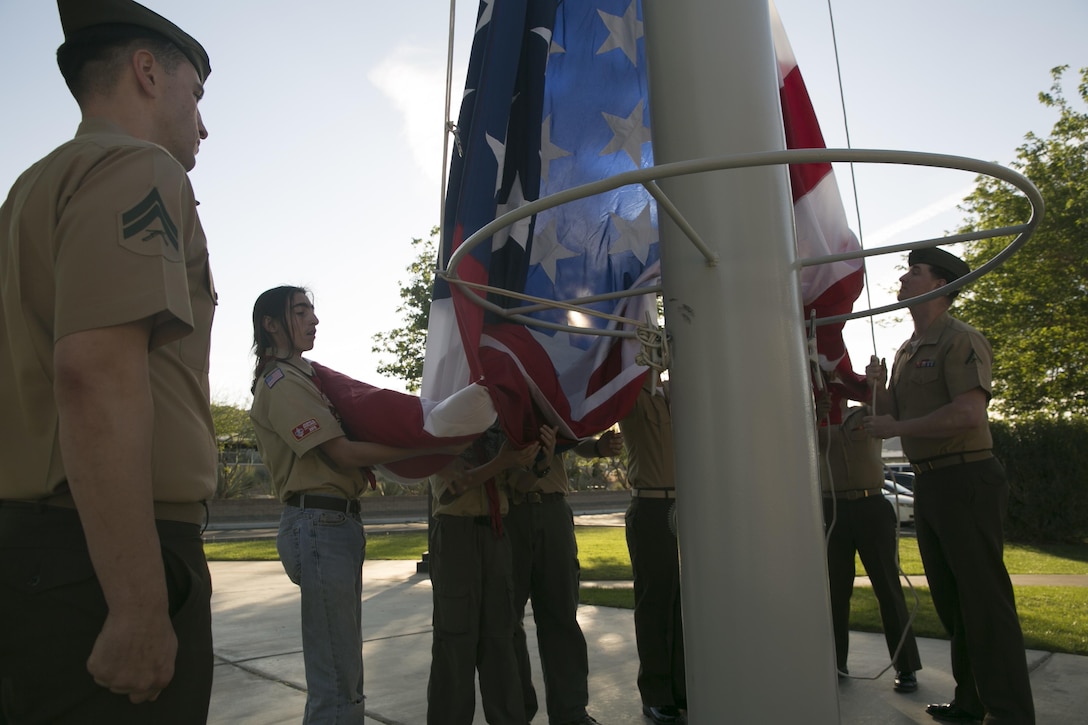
[865,354,888,418]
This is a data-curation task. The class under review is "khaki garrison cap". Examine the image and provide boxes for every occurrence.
[57,0,211,81]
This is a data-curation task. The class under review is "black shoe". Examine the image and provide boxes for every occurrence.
[642,705,684,725]
[561,716,601,725]
[894,670,918,692]
[925,702,983,722]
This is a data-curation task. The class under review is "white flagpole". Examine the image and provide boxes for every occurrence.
[642,0,840,721]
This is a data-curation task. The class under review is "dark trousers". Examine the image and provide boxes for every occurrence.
[427,515,525,725]
[822,494,922,673]
[508,497,589,724]
[625,497,686,709]
[914,458,1034,724]
[0,505,212,725]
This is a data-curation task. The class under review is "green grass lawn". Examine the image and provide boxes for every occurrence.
[578,584,1088,656]
[204,526,1088,655]
[203,529,430,562]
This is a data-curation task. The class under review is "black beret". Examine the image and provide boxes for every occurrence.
[907,247,970,282]
[58,0,210,82]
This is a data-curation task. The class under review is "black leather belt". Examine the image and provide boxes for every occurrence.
[632,488,675,499]
[912,450,994,475]
[285,493,361,514]
[435,514,504,526]
[0,499,55,511]
[516,491,566,504]
[824,487,883,501]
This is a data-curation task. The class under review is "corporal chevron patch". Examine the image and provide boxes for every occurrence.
[121,188,179,253]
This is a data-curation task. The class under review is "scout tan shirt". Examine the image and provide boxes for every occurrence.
[619,386,675,490]
[431,477,510,517]
[250,358,368,501]
[818,406,884,493]
[517,453,568,496]
[0,119,217,512]
[431,428,512,516]
[890,312,994,461]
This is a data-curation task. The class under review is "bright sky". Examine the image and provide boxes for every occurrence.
[2,0,1085,406]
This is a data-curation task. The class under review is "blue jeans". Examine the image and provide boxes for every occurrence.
[278,505,368,725]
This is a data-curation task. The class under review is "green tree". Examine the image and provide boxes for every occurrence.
[211,402,266,498]
[956,66,1088,418]
[371,229,438,393]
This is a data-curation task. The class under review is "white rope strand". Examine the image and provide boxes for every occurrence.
[823,0,919,684]
[438,0,459,271]
[825,0,879,359]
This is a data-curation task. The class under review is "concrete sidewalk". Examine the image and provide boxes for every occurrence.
[209,557,1087,724]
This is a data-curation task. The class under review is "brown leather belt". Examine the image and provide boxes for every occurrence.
[632,488,675,499]
[912,450,994,475]
[824,487,884,501]
[285,493,361,514]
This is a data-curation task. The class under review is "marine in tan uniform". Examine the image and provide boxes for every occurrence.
[816,388,921,691]
[864,248,1034,724]
[0,1,216,722]
[507,428,621,725]
[618,373,685,725]
[427,425,542,725]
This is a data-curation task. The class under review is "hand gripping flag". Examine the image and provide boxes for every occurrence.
[423,0,866,444]
[311,362,497,482]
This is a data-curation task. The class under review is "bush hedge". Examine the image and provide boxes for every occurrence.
[994,417,1088,543]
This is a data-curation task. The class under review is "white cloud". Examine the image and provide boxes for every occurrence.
[369,46,465,184]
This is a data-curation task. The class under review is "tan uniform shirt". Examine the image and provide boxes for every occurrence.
[517,453,568,496]
[250,358,368,501]
[619,386,675,489]
[889,312,994,461]
[432,428,512,516]
[818,406,884,493]
[431,478,511,517]
[0,119,217,517]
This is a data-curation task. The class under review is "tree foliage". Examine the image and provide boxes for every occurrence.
[956,66,1088,418]
[211,402,266,498]
[371,229,438,393]
[212,402,255,446]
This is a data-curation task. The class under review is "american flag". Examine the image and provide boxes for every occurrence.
[311,362,496,481]
[771,2,866,398]
[422,0,659,446]
[423,0,864,445]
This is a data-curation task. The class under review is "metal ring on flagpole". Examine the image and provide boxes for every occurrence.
[441,147,1043,335]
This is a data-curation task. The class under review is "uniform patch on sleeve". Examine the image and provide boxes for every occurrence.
[264,368,285,388]
[118,188,182,263]
[292,419,320,440]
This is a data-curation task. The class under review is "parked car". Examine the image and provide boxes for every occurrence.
[882,479,915,526]
[888,470,916,492]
